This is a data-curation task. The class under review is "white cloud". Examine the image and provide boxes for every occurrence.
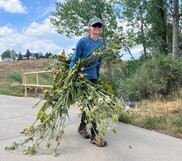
[0,26,26,51]
[0,24,62,54]
[0,0,27,13]
[22,39,60,52]
[24,18,56,37]
[0,17,78,55]
[0,26,14,35]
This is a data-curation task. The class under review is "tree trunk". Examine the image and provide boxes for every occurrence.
[172,0,179,59]
[159,3,167,55]
[139,4,147,56]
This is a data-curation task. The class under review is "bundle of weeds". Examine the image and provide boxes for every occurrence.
[5,35,125,156]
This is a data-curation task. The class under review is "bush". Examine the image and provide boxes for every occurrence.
[122,59,144,78]
[99,59,143,98]
[119,54,182,101]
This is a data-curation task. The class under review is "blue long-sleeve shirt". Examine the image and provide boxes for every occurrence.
[69,35,103,79]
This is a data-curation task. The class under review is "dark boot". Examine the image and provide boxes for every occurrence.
[78,125,90,139]
[90,137,107,147]
[78,111,90,139]
[90,122,107,147]
[90,122,98,140]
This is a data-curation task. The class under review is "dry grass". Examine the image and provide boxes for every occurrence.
[135,99,182,116]
[0,59,55,75]
[129,99,182,139]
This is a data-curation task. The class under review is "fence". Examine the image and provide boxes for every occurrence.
[22,71,53,97]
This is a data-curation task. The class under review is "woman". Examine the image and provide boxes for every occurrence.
[69,16,107,147]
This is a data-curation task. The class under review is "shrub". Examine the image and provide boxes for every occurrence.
[119,54,182,101]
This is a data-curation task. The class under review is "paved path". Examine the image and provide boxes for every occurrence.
[0,94,182,161]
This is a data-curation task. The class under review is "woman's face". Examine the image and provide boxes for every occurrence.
[89,23,102,35]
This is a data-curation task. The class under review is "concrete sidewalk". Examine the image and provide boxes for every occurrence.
[0,94,182,161]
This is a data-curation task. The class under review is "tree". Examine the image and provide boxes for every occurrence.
[45,52,53,59]
[51,0,122,76]
[119,0,148,56]
[147,0,169,55]
[18,51,23,60]
[1,49,12,60]
[34,52,40,59]
[38,52,44,58]
[25,49,31,59]
[11,50,16,60]
[172,0,180,59]
[120,0,172,56]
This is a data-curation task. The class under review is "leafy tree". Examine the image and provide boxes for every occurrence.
[119,0,148,56]
[1,49,12,60]
[120,0,182,58]
[45,52,53,59]
[146,0,169,54]
[146,0,181,58]
[11,50,16,60]
[119,0,171,56]
[51,0,122,76]
[38,52,44,58]
[34,52,40,59]
[18,51,23,60]
[25,49,32,59]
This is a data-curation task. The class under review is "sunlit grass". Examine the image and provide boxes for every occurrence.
[120,99,182,139]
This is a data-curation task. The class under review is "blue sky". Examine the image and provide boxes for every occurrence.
[0,0,142,60]
[0,0,78,56]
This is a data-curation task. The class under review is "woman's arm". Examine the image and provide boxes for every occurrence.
[69,39,84,69]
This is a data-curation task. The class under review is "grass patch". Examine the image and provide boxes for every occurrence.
[119,99,182,139]
[118,111,132,123]
[172,113,182,127]
[0,88,23,97]
[131,114,168,130]
[8,70,22,83]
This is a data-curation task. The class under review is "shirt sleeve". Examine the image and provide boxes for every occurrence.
[69,39,85,69]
